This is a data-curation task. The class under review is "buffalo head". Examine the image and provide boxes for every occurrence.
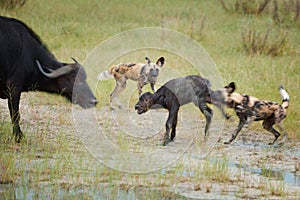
[134,92,154,114]
[36,58,97,108]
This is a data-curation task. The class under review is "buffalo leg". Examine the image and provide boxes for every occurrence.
[262,120,280,145]
[197,101,213,140]
[224,117,246,144]
[170,111,178,141]
[164,107,179,146]
[7,87,23,143]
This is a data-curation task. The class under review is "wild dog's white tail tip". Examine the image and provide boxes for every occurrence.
[279,85,289,101]
[97,70,113,80]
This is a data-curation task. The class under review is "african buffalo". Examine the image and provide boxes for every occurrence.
[0,16,97,142]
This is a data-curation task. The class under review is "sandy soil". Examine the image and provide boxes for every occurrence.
[1,93,300,199]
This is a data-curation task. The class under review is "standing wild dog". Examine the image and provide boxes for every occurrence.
[211,82,290,145]
[98,57,164,107]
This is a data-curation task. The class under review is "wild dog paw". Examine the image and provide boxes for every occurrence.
[224,141,231,145]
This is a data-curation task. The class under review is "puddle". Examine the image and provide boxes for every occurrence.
[0,183,192,200]
[231,162,300,187]
[225,143,300,187]
[0,184,137,200]
[189,156,300,187]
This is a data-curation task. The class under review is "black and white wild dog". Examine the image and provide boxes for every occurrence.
[211,82,290,145]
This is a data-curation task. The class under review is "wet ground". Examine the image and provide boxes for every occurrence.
[75,102,300,199]
[0,94,299,199]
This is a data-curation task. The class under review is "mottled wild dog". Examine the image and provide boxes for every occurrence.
[135,75,214,146]
[211,82,290,145]
[98,57,164,107]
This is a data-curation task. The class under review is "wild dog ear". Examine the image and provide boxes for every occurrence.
[145,57,151,65]
[229,82,236,92]
[156,57,165,67]
[225,82,235,94]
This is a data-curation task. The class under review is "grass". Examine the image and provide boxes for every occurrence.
[0,0,300,199]
[1,0,298,137]
[203,157,229,183]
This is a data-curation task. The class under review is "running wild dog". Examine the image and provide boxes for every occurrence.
[97,57,164,107]
[135,75,214,146]
[211,82,290,145]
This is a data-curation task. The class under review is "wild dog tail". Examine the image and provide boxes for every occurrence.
[97,65,117,80]
[279,85,289,109]
[97,70,113,80]
[97,63,135,80]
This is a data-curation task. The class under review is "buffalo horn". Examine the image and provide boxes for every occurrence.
[71,57,79,63]
[36,60,76,79]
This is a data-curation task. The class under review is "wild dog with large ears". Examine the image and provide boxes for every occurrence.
[212,82,289,145]
[98,57,165,108]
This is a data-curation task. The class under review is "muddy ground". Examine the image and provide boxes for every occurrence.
[1,93,300,199]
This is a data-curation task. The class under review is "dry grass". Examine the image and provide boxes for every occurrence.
[0,0,299,199]
[220,0,300,25]
[0,0,26,9]
[241,24,289,56]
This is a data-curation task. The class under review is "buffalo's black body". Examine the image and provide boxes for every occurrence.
[0,16,97,142]
[135,75,213,145]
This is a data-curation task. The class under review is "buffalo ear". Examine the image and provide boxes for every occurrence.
[156,57,165,67]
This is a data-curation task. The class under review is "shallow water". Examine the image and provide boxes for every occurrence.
[231,162,300,187]
[0,184,137,200]
[188,156,300,187]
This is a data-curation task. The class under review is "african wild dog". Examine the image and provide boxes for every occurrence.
[211,82,290,145]
[135,75,217,146]
[98,57,164,107]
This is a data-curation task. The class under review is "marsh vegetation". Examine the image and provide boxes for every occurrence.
[0,0,299,199]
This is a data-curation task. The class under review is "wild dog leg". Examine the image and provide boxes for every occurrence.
[137,77,145,96]
[235,105,254,128]
[276,122,288,145]
[213,104,230,120]
[205,95,230,119]
[150,83,156,92]
[224,117,246,144]
[110,76,126,107]
[262,120,280,145]
[221,107,231,120]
